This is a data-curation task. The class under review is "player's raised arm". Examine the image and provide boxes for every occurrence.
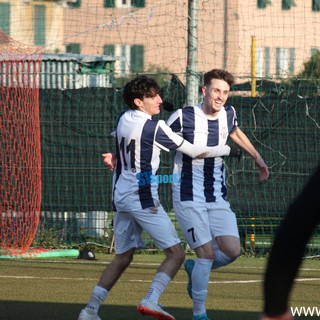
[229,127,269,181]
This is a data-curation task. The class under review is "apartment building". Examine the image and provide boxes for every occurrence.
[0,0,66,53]
[0,0,319,80]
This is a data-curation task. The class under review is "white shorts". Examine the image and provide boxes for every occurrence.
[173,200,239,250]
[114,205,181,254]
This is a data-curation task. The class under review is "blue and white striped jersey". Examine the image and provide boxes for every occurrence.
[112,109,185,211]
[167,103,238,203]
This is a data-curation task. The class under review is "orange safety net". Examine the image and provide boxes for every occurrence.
[0,30,42,254]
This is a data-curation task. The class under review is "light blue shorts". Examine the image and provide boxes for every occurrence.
[173,199,239,250]
[114,205,181,254]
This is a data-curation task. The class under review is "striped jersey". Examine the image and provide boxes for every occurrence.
[166,103,238,203]
[112,109,185,211]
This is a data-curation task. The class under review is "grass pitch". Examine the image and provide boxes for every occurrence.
[0,253,319,320]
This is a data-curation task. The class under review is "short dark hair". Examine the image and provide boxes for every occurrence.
[123,75,160,110]
[203,69,235,87]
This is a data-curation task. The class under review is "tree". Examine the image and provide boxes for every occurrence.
[298,50,320,80]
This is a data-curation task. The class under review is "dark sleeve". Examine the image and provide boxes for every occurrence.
[263,165,320,316]
[225,105,238,133]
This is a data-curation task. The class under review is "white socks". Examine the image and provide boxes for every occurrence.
[86,285,109,313]
[192,258,213,315]
[144,272,171,304]
[85,272,171,313]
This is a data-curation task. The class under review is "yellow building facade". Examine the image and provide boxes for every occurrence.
[0,0,319,80]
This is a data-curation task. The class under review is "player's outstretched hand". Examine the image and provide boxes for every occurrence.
[255,156,269,181]
[229,145,242,160]
[102,153,116,171]
[260,311,294,320]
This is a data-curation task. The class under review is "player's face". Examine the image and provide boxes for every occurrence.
[202,79,230,116]
[135,93,163,116]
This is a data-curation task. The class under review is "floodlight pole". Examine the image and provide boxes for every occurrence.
[186,0,199,106]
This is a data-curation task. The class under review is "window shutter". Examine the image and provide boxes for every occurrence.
[289,48,295,75]
[34,5,46,46]
[68,0,81,8]
[312,0,320,11]
[276,48,281,76]
[133,0,145,8]
[265,47,270,78]
[104,0,115,8]
[130,45,144,73]
[0,3,10,35]
[282,0,295,10]
[104,45,115,56]
[66,43,81,54]
[257,0,271,9]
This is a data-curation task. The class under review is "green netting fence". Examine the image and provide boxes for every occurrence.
[36,77,320,256]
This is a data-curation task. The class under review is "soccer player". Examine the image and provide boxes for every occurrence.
[78,75,238,320]
[260,164,320,320]
[166,69,269,320]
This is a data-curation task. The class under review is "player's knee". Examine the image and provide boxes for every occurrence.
[223,245,241,261]
[126,253,134,265]
[216,236,241,260]
[212,246,240,270]
[229,250,241,262]
[116,250,134,268]
[166,244,185,265]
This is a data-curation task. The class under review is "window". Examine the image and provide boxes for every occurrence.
[132,0,145,7]
[289,48,295,75]
[121,0,129,5]
[130,45,144,73]
[118,45,130,74]
[256,47,264,78]
[68,0,81,8]
[34,5,46,46]
[265,47,270,78]
[0,3,10,35]
[104,0,115,8]
[257,0,271,9]
[312,0,320,11]
[111,44,144,75]
[66,43,80,54]
[104,0,145,8]
[256,47,270,78]
[276,47,295,78]
[282,0,295,10]
[104,45,115,56]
